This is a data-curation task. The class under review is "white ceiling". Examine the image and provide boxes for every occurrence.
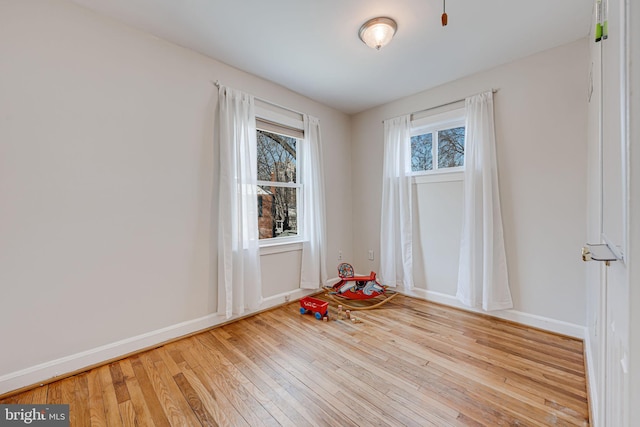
[70,0,593,114]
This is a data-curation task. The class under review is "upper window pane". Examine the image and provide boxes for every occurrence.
[411,133,433,172]
[257,130,297,183]
[437,126,465,169]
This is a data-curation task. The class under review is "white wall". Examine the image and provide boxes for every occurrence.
[0,0,352,393]
[351,39,589,328]
[412,176,464,295]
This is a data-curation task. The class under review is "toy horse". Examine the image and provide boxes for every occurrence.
[325,263,397,310]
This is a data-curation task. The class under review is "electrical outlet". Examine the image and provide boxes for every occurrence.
[368,249,374,261]
[338,250,343,261]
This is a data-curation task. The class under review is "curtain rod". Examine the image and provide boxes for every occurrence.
[213,80,305,118]
[383,89,499,123]
[411,89,499,119]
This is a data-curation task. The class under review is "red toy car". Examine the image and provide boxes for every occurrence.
[299,296,329,320]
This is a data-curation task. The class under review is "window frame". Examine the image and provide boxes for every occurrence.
[410,107,466,176]
[255,105,305,248]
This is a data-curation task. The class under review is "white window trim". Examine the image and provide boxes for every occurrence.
[259,240,303,255]
[413,170,464,185]
[410,107,466,176]
[257,180,300,189]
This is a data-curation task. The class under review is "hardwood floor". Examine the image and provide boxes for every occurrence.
[0,295,590,426]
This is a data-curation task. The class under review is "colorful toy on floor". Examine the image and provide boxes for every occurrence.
[325,262,397,310]
[299,296,329,320]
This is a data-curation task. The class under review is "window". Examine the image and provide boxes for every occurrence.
[411,108,465,174]
[256,127,301,241]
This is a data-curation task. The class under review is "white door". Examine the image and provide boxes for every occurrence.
[598,0,630,424]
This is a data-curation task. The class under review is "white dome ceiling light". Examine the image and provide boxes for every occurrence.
[358,17,397,50]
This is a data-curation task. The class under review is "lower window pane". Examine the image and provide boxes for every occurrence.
[258,186,298,239]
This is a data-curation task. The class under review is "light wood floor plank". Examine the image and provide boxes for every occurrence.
[120,360,157,427]
[193,333,298,427]
[118,400,137,427]
[29,386,48,405]
[150,355,203,426]
[187,340,281,427]
[129,356,171,427]
[73,374,92,427]
[240,317,392,426]
[177,341,263,426]
[86,369,108,427]
[222,321,359,427]
[173,372,219,427]
[59,377,77,426]
[136,352,197,427]
[45,380,62,404]
[96,365,124,427]
[202,331,316,427]
[108,363,130,405]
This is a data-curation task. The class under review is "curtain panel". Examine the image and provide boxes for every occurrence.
[217,86,262,318]
[380,115,414,289]
[456,91,513,311]
[299,115,328,289]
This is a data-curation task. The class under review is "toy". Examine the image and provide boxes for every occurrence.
[299,296,329,320]
[325,263,397,310]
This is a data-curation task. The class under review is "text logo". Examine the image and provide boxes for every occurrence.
[0,405,69,426]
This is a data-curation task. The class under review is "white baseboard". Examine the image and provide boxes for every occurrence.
[399,287,586,339]
[0,288,315,396]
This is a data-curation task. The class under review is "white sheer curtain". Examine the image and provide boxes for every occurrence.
[456,91,513,311]
[217,85,262,318]
[380,115,413,289]
[299,115,328,289]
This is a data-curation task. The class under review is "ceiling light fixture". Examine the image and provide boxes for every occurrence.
[358,17,397,50]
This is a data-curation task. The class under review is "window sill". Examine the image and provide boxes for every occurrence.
[412,170,464,185]
[260,240,304,255]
